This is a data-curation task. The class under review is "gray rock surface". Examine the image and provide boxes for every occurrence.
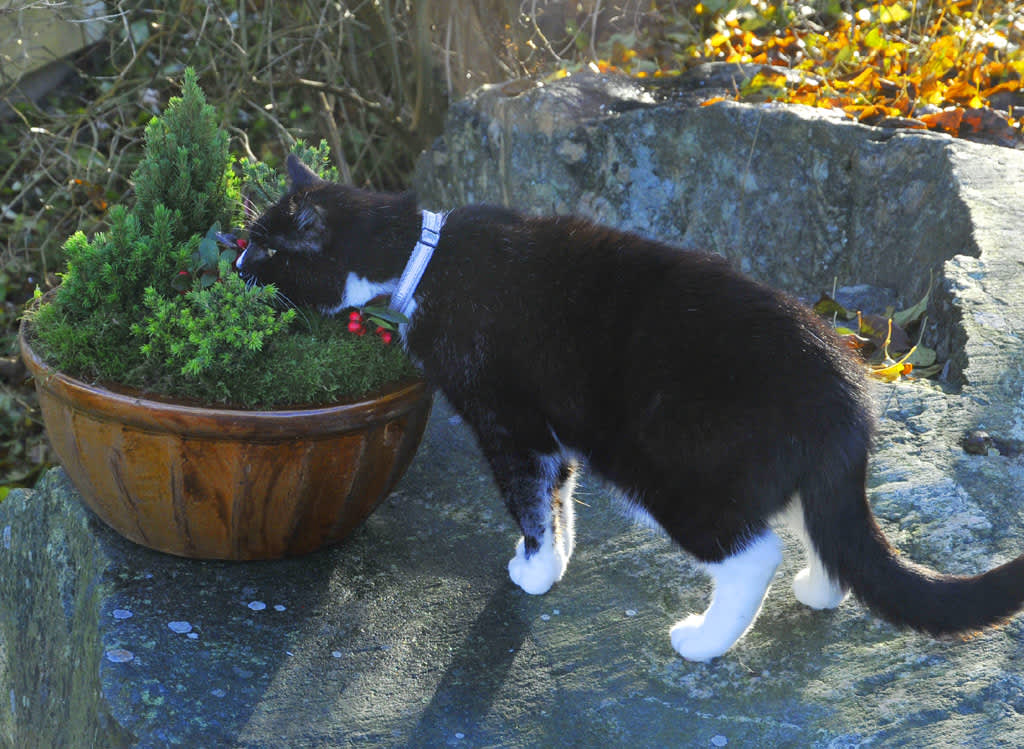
[413,71,980,311]
[3,74,1024,746]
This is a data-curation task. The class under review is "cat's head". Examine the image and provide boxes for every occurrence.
[238,154,417,311]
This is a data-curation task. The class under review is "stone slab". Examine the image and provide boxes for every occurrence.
[3,75,1024,746]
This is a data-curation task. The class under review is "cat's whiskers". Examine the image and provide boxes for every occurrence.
[237,269,313,331]
[242,196,259,223]
[272,289,312,330]
[271,288,296,310]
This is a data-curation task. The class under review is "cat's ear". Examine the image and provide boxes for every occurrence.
[286,153,324,191]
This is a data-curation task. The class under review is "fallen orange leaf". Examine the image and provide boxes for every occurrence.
[981,80,1021,99]
[946,80,986,106]
[871,360,914,382]
[869,319,917,382]
[919,107,965,134]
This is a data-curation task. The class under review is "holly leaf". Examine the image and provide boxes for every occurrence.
[172,272,192,293]
[360,305,410,327]
[215,230,238,246]
[198,236,219,270]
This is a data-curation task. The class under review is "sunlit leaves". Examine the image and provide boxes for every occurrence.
[581,1,1022,145]
[877,3,911,25]
[815,281,940,383]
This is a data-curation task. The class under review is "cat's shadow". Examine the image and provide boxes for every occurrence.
[409,584,533,742]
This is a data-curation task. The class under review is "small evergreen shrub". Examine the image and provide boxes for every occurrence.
[131,71,239,242]
[27,69,417,408]
[240,139,338,212]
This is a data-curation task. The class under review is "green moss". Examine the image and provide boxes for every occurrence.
[193,314,420,409]
[27,70,417,409]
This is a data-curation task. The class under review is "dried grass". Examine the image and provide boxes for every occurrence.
[1,0,629,275]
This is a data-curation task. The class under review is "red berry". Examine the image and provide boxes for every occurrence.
[177,270,190,276]
[236,238,248,249]
[348,310,363,322]
[347,320,364,334]
[379,331,393,345]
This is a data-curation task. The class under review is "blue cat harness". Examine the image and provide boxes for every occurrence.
[390,209,447,319]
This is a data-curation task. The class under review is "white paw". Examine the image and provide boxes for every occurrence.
[507,537,567,595]
[670,614,729,662]
[793,567,849,609]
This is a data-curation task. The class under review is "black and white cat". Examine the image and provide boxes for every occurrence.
[238,154,1024,661]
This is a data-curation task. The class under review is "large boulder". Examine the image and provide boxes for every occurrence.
[413,71,977,311]
[3,74,1024,745]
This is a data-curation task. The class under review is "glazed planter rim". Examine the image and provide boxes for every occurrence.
[19,318,428,438]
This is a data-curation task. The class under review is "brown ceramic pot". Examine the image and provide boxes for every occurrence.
[19,322,432,560]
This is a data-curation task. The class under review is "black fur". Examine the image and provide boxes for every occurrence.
[241,154,1024,640]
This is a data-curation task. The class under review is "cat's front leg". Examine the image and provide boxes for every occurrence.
[549,459,578,563]
[507,534,568,595]
[486,450,576,596]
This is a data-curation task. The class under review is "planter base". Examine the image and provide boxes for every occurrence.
[20,325,431,560]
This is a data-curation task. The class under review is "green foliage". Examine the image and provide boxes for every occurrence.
[136,271,295,381]
[237,158,287,214]
[28,70,415,409]
[132,68,240,241]
[29,202,196,383]
[196,314,419,409]
[58,204,194,316]
[239,139,338,213]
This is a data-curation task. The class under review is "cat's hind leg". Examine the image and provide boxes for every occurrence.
[779,498,849,609]
[487,450,576,595]
[670,531,783,662]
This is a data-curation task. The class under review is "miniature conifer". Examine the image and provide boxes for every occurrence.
[28,70,415,408]
[133,67,239,242]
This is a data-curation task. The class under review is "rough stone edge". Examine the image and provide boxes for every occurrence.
[0,470,133,748]
[412,76,1021,397]
[943,143,1024,421]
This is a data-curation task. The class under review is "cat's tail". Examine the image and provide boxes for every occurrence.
[799,463,1024,635]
